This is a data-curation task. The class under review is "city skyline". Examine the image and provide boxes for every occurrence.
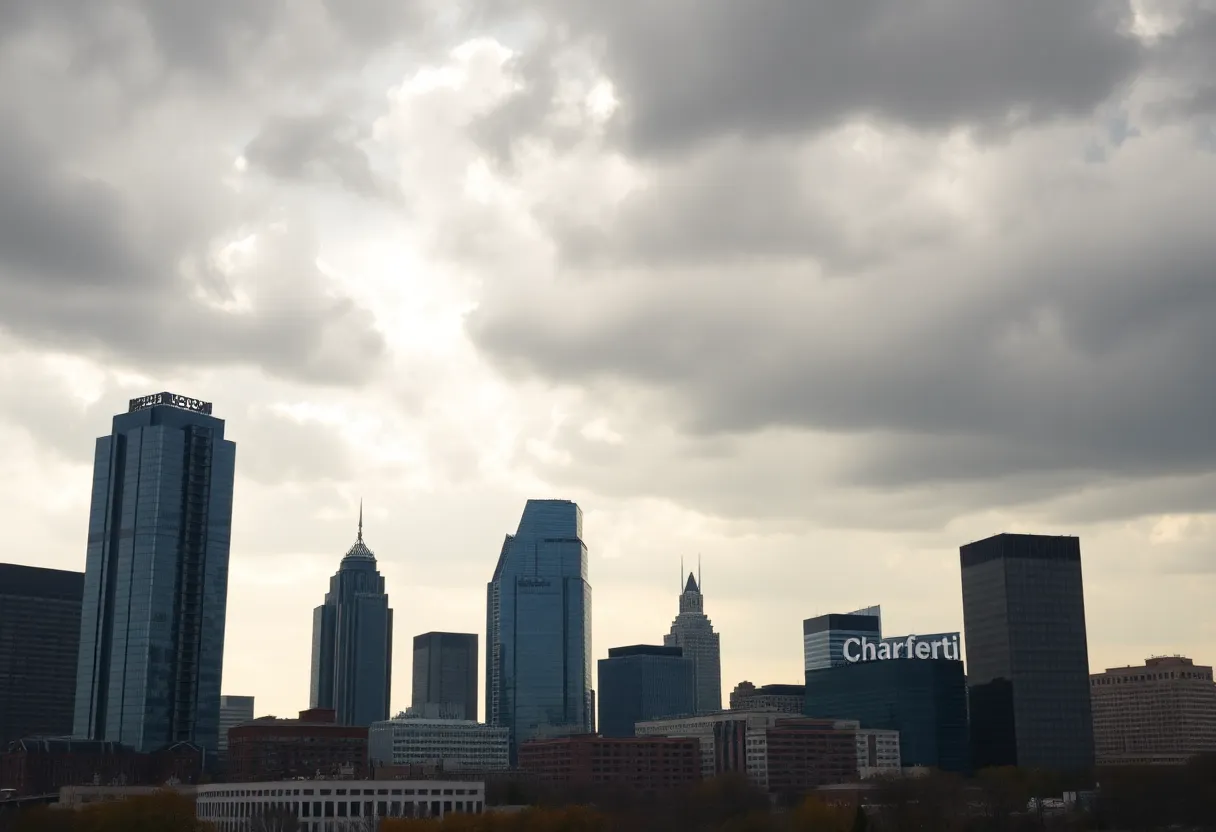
[3,0,1216,728]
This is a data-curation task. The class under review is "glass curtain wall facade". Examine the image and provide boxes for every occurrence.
[73,393,236,754]
[0,564,85,748]
[412,632,478,722]
[598,645,696,737]
[486,500,592,760]
[803,608,882,672]
[310,510,394,727]
[961,533,1095,773]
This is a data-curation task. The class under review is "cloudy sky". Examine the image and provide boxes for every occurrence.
[3,0,1216,722]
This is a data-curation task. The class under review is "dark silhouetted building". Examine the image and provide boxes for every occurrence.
[486,500,593,760]
[804,658,970,773]
[412,633,478,722]
[73,392,236,755]
[0,738,204,796]
[218,695,255,758]
[961,533,1095,773]
[0,564,84,749]
[597,645,695,737]
[518,735,700,791]
[803,607,882,672]
[731,683,806,714]
[310,505,394,727]
[226,708,368,782]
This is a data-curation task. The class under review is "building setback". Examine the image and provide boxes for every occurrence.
[730,683,806,715]
[226,708,368,782]
[412,633,478,722]
[961,533,1095,773]
[486,500,593,759]
[73,392,236,755]
[310,506,394,727]
[598,645,696,737]
[1090,656,1216,766]
[518,735,701,791]
[367,716,509,771]
[664,573,722,714]
[0,564,84,749]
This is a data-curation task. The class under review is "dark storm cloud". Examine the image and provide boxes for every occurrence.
[478,0,1142,154]
[245,113,400,201]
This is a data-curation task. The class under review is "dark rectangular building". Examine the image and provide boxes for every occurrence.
[763,718,858,798]
[226,709,368,782]
[804,658,970,773]
[0,564,85,749]
[74,393,236,755]
[412,632,478,721]
[961,533,1094,773]
[518,735,700,791]
[598,645,695,738]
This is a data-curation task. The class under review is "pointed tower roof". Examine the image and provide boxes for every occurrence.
[343,500,376,560]
[684,572,699,594]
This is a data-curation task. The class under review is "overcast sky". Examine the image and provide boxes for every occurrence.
[3,0,1215,722]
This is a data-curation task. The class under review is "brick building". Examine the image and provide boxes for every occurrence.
[518,735,700,792]
[0,739,205,796]
[1091,656,1216,766]
[754,719,858,799]
[226,708,368,782]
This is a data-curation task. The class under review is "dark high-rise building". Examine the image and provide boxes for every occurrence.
[73,392,236,754]
[0,564,85,748]
[804,657,970,772]
[310,506,393,727]
[412,632,478,721]
[598,645,696,738]
[960,533,1095,773]
[486,499,593,760]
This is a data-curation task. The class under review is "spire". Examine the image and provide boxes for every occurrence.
[358,499,364,542]
[684,572,699,594]
[342,499,375,561]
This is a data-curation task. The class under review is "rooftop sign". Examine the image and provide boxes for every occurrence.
[843,633,961,663]
[128,392,213,415]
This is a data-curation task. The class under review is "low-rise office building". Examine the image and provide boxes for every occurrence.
[368,716,509,771]
[744,718,858,796]
[226,709,367,782]
[195,779,484,831]
[856,728,902,778]
[730,683,806,715]
[518,735,700,791]
[1091,656,1216,766]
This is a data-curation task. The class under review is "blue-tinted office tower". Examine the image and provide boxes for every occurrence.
[486,500,593,759]
[310,506,393,727]
[803,606,882,672]
[74,393,236,754]
[598,645,695,738]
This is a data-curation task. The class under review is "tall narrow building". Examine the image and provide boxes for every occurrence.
[486,499,593,759]
[310,506,394,727]
[664,573,722,714]
[961,533,1094,773]
[412,632,478,721]
[73,392,236,754]
[0,564,85,748]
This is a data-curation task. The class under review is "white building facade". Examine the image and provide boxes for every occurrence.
[195,779,485,832]
[368,717,510,770]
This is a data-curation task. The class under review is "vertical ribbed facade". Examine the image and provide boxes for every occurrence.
[412,632,478,721]
[485,499,593,760]
[664,574,722,714]
[73,394,235,754]
[309,518,393,727]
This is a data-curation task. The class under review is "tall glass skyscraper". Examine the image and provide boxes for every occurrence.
[412,632,478,721]
[664,573,722,713]
[961,533,1095,773]
[73,392,236,754]
[310,507,394,727]
[486,499,592,759]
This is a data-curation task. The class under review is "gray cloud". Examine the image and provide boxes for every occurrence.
[478,0,1143,155]
[245,113,400,201]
